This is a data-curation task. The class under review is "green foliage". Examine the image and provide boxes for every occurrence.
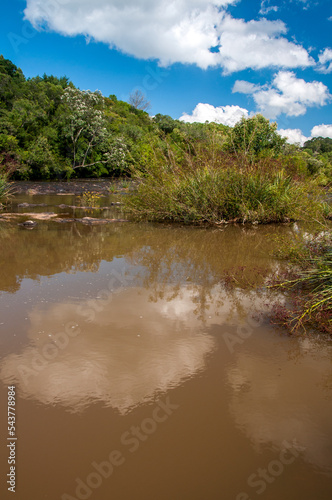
[0,55,25,111]
[79,191,102,207]
[271,231,332,333]
[126,151,327,224]
[23,136,60,179]
[153,114,178,134]
[306,156,324,176]
[304,137,332,154]
[0,55,25,81]
[0,54,331,195]
[226,114,286,159]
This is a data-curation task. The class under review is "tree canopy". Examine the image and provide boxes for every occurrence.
[303,137,332,154]
[0,55,331,183]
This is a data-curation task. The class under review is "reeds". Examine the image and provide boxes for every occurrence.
[126,154,327,224]
[271,231,332,333]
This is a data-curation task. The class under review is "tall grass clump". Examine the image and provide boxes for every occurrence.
[126,115,330,224]
[270,231,332,334]
[126,157,328,224]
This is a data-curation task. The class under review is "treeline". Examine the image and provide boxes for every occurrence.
[0,54,332,183]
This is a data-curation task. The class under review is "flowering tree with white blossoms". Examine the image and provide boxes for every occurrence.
[61,87,109,170]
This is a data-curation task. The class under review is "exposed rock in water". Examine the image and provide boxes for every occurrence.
[20,220,38,228]
[1,212,128,224]
[1,212,59,221]
[18,203,48,208]
[55,217,128,225]
[57,203,122,209]
[21,212,59,220]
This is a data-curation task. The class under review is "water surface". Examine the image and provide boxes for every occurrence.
[0,192,332,500]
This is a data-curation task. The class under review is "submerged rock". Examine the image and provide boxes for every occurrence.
[20,220,37,228]
[54,217,128,224]
[22,212,59,220]
[18,203,48,208]
[3,212,59,221]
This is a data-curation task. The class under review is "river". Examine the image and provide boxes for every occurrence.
[0,182,331,500]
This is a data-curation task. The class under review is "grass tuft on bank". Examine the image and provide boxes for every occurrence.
[125,157,329,224]
[270,230,332,334]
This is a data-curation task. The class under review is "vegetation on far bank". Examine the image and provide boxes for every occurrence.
[125,138,329,224]
[1,54,332,224]
[125,115,331,224]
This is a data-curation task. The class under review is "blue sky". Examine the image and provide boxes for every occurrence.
[1,0,331,144]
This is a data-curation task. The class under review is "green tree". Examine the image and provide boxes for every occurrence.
[154,114,178,134]
[0,55,25,110]
[303,137,332,154]
[227,114,286,159]
[23,136,60,179]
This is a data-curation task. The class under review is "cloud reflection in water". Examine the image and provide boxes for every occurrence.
[0,287,218,414]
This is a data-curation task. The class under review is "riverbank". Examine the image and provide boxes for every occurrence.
[269,229,332,334]
[10,179,118,196]
[0,179,131,225]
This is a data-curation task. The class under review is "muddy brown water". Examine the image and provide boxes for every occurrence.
[0,188,332,500]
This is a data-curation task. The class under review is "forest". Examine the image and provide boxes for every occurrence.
[0,54,331,184]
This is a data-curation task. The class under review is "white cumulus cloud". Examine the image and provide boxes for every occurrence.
[24,0,314,73]
[179,103,248,126]
[310,124,332,139]
[259,0,278,15]
[317,48,332,74]
[233,71,331,118]
[278,128,309,146]
[215,15,313,74]
[277,124,332,147]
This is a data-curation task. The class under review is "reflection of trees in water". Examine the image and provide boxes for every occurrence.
[0,223,21,292]
[1,221,294,321]
[127,224,290,320]
[0,222,141,292]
